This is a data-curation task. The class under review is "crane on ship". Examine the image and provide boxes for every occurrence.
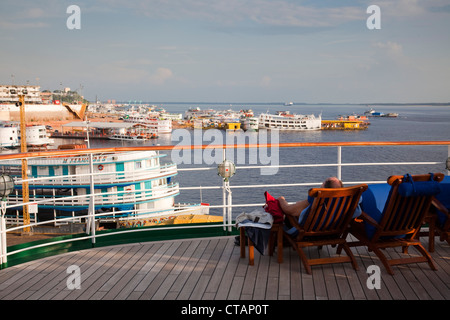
[9,87,31,234]
[63,102,87,119]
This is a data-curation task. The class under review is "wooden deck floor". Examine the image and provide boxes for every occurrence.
[0,235,449,301]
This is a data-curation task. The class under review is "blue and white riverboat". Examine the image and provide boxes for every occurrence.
[0,147,210,228]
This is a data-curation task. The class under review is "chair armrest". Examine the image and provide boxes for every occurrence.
[286,215,301,230]
[358,211,380,227]
[432,197,449,216]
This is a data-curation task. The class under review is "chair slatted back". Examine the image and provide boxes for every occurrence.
[373,173,444,241]
[302,184,367,238]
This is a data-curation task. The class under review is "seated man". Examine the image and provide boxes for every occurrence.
[277,177,345,224]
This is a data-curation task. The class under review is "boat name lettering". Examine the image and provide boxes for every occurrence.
[62,155,107,163]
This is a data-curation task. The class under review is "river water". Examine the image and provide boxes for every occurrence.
[7,103,450,217]
[86,103,449,216]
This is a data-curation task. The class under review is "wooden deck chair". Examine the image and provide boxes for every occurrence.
[424,197,450,252]
[425,175,450,252]
[345,173,444,275]
[283,184,368,274]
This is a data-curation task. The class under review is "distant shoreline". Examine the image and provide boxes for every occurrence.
[116,101,450,106]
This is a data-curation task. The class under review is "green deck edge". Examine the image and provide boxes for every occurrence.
[2,223,239,269]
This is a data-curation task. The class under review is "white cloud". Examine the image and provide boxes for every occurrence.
[361,41,413,73]
[260,76,271,87]
[0,1,63,29]
[245,2,363,27]
[373,41,404,59]
[23,7,46,18]
[94,63,148,84]
[101,0,365,28]
[149,67,173,85]
[375,0,427,17]
[0,21,49,29]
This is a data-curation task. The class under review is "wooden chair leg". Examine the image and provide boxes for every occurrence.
[240,227,254,265]
[414,243,437,271]
[294,245,312,274]
[341,243,359,271]
[428,219,436,253]
[268,224,283,263]
[443,232,450,245]
[372,247,395,275]
[248,238,254,266]
[277,225,283,263]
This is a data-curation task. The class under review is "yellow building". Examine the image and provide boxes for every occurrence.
[226,122,241,130]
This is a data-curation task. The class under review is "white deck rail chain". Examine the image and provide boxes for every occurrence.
[1,141,449,266]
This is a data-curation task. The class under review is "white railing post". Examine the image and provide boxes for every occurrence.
[222,179,227,231]
[226,180,232,232]
[337,146,342,180]
[221,179,233,232]
[86,152,96,245]
[447,145,450,176]
[0,201,7,267]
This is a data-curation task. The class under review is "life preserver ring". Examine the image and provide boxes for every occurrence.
[98,164,104,171]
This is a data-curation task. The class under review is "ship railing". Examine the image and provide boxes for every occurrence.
[0,140,449,267]
[5,183,180,210]
[10,163,178,186]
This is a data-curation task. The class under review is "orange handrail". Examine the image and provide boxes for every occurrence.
[0,140,449,161]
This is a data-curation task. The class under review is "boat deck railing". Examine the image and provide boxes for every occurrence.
[0,140,449,268]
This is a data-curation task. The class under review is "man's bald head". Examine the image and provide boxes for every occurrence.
[322,177,344,188]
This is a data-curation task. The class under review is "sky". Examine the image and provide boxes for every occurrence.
[1,0,450,104]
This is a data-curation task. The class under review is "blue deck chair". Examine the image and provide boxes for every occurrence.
[425,175,450,252]
[283,184,368,274]
[344,173,444,275]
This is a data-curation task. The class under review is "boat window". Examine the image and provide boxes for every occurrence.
[38,166,47,175]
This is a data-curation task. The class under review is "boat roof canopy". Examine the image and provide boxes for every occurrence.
[62,122,147,129]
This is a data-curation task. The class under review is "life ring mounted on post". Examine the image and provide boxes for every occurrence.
[98,164,104,171]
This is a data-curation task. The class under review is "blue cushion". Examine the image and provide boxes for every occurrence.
[298,195,313,225]
[361,184,392,239]
[435,176,450,227]
[284,195,314,237]
[398,178,441,197]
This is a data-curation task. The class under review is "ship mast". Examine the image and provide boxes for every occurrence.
[14,88,31,233]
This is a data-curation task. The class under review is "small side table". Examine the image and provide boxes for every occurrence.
[240,223,284,265]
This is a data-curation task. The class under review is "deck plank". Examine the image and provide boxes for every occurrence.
[177,239,218,300]
[164,239,206,299]
[138,241,185,300]
[0,235,449,301]
[39,247,123,300]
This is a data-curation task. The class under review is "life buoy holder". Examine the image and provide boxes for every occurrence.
[98,164,104,171]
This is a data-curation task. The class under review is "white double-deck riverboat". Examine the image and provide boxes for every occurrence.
[0,127,19,148]
[109,134,148,141]
[22,125,55,147]
[124,115,172,134]
[258,111,321,130]
[0,125,54,149]
[0,149,209,228]
[240,116,259,131]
